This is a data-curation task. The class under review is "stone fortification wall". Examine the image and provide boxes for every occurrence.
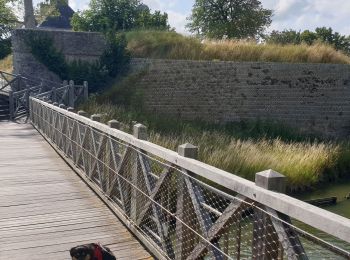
[130,58,350,137]
[12,29,106,82]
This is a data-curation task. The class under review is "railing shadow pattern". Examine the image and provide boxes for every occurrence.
[30,97,350,260]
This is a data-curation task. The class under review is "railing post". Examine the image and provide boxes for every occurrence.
[25,88,30,114]
[131,124,147,221]
[108,120,120,129]
[52,86,57,103]
[253,170,286,260]
[78,110,88,117]
[83,81,89,101]
[9,90,14,120]
[69,80,75,108]
[59,104,66,109]
[91,114,101,122]
[176,143,198,260]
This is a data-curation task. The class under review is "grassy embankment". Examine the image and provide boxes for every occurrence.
[3,31,350,192]
[125,30,350,64]
[82,31,350,192]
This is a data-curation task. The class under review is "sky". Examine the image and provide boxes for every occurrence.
[34,0,350,36]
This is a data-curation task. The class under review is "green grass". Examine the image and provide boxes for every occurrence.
[80,98,350,192]
[125,30,350,64]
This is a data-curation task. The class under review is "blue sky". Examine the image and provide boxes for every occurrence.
[36,0,350,35]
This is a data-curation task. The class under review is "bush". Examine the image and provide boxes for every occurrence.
[25,32,130,92]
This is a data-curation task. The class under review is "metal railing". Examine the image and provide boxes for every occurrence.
[0,70,88,119]
[30,97,350,260]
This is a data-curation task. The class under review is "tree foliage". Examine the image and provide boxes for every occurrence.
[0,0,17,58]
[187,0,272,39]
[71,0,170,33]
[266,27,350,55]
[25,32,130,92]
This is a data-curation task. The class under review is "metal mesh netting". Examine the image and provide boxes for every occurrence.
[30,98,350,260]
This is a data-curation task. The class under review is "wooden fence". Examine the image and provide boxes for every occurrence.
[30,97,350,260]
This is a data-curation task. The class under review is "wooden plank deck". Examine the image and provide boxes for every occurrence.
[0,122,153,260]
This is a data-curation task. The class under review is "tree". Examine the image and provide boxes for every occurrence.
[71,0,170,33]
[267,29,301,45]
[0,0,18,58]
[187,0,272,39]
[266,27,350,55]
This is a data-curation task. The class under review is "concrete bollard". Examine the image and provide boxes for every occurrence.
[108,120,121,130]
[78,110,88,117]
[178,143,198,159]
[133,123,147,140]
[91,114,101,122]
[67,107,75,112]
[59,104,66,109]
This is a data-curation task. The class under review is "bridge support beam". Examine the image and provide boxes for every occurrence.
[252,170,286,260]
[130,124,148,221]
[176,143,198,260]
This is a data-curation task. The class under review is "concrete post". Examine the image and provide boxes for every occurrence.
[130,123,148,221]
[83,81,89,101]
[67,107,75,112]
[178,143,198,159]
[53,102,59,106]
[176,143,198,260]
[69,80,75,108]
[133,123,148,140]
[59,104,66,109]
[253,169,286,260]
[108,120,120,129]
[78,110,88,117]
[91,114,101,122]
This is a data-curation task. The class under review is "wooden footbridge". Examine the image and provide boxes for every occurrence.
[2,71,350,259]
[0,122,152,259]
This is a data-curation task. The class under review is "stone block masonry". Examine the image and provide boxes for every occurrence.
[11,28,350,137]
[12,29,107,82]
[131,58,350,138]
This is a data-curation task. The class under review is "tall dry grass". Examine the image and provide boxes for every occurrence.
[126,30,350,64]
[81,100,350,191]
[0,55,13,73]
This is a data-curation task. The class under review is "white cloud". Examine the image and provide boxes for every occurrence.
[262,0,350,35]
[167,10,188,34]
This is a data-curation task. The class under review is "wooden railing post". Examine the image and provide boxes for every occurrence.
[252,170,286,260]
[69,80,75,108]
[83,81,89,101]
[25,88,30,113]
[52,86,57,103]
[176,143,198,260]
[131,124,147,220]
[9,90,14,120]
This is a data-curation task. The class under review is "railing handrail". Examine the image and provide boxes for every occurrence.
[31,97,350,244]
